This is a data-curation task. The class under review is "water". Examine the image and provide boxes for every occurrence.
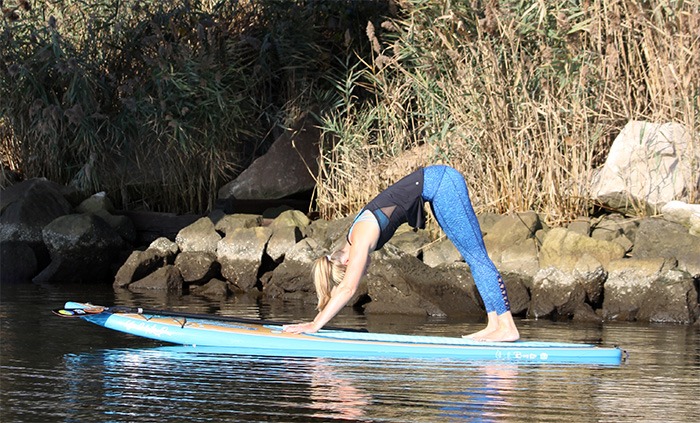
[1,283,698,422]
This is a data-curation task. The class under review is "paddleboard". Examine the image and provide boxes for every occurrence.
[57,302,625,365]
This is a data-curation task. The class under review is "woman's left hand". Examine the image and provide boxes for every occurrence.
[282,322,319,334]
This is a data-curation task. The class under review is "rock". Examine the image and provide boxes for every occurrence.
[590,120,699,214]
[0,240,38,282]
[477,212,503,235]
[601,258,668,320]
[633,217,700,276]
[128,265,184,293]
[113,237,178,288]
[363,246,482,317]
[269,210,311,230]
[483,211,542,261]
[529,268,587,319]
[363,247,443,316]
[498,271,531,315]
[191,278,230,298]
[35,213,124,283]
[662,201,700,235]
[217,226,272,290]
[388,226,431,258]
[75,191,116,214]
[77,192,136,243]
[539,228,626,271]
[266,210,310,261]
[573,254,608,306]
[637,270,699,323]
[174,251,220,283]
[306,215,354,251]
[267,225,303,262]
[591,215,625,242]
[148,237,180,257]
[422,237,462,267]
[567,217,591,236]
[217,115,320,201]
[261,238,327,303]
[213,213,262,236]
[175,217,221,253]
[0,179,73,264]
[572,303,603,322]
[498,238,540,277]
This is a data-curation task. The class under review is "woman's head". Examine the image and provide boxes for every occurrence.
[311,248,348,311]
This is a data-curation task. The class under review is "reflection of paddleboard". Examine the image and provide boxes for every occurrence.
[56,302,625,365]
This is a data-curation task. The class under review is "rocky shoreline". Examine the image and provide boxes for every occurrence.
[2,119,699,325]
[2,178,698,325]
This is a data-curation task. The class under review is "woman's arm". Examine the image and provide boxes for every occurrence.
[283,221,377,334]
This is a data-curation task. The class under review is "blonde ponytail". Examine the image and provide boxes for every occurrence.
[311,254,346,311]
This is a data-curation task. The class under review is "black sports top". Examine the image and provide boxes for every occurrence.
[349,167,426,250]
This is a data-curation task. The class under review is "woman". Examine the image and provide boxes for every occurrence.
[283,165,519,342]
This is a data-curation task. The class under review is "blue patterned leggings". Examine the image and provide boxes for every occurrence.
[422,165,511,315]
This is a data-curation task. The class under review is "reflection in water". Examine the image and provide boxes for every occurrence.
[307,358,372,421]
[429,364,519,422]
[58,347,533,422]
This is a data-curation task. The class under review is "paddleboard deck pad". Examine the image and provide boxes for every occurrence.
[56,302,625,364]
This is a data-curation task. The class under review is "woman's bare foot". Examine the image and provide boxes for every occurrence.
[462,323,498,340]
[462,311,520,342]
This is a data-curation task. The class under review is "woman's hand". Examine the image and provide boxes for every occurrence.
[282,322,320,334]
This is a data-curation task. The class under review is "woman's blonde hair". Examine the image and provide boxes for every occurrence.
[311,253,346,311]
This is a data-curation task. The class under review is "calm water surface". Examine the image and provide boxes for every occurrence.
[1,283,698,422]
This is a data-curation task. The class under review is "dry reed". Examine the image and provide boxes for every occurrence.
[316,0,699,226]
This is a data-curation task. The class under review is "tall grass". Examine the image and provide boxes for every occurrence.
[1,0,389,212]
[2,1,697,222]
[316,0,699,225]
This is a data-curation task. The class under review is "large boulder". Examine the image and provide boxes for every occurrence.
[217,226,272,290]
[34,213,124,283]
[175,217,221,253]
[637,271,699,324]
[601,258,671,320]
[266,210,309,262]
[113,237,178,288]
[0,179,75,244]
[76,192,136,244]
[528,267,600,321]
[261,238,329,304]
[661,201,700,236]
[128,265,184,294]
[217,115,320,201]
[0,178,74,270]
[483,212,542,262]
[590,120,699,214]
[632,218,700,276]
[363,245,483,317]
[174,251,221,284]
[539,228,626,271]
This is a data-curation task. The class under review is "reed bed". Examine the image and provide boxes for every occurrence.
[316,0,699,225]
[1,0,386,212]
[2,1,698,223]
